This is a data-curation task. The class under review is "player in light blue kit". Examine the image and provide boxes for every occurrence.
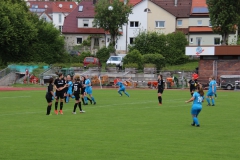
[66,75,75,103]
[213,77,217,98]
[116,80,130,97]
[206,76,215,106]
[84,75,96,105]
[185,84,204,127]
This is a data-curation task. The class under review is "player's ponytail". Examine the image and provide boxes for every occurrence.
[197,84,204,96]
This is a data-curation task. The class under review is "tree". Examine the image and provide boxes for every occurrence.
[129,31,167,54]
[94,0,132,47]
[207,0,240,45]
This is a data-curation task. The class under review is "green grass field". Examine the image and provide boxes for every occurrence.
[0,89,240,160]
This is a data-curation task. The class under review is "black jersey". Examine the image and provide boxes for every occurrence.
[73,82,82,94]
[189,79,197,89]
[54,78,66,90]
[158,79,164,89]
[46,84,53,98]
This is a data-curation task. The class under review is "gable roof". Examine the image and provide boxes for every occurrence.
[150,0,192,18]
[27,1,77,14]
[62,1,105,34]
[191,0,208,15]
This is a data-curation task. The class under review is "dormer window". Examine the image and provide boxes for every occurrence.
[144,8,151,12]
[70,4,73,9]
[32,5,38,8]
[83,19,89,27]
[79,6,83,12]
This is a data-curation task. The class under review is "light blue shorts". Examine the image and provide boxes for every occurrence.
[191,104,202,115]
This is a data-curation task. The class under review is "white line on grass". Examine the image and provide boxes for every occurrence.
[0,96,31,99]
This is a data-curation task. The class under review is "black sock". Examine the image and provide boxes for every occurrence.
[46,105,51,115]
[158,96,162,103]
[50,104,52,112]
[55,102,58,110]
[73,103,77,112]
[87,97,91,101]
[82,98,85,104]
[78,102,82,111]
[60,102,63,110]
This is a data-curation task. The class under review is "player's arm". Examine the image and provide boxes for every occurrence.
[50,85,54,96]
[185,97,194,103]
[212,83,214,93]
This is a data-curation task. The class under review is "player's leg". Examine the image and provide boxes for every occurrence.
[59,92,64,114]
[84,89,88,105]
[123,88,129,97]
[73,94,79,114]
[118,88,123,96]
[191,107,200,127]
[55,91,60,115]
[158,90,163,105]
[206,92,211,106]
[211,96,215,106]
[78,94,85,113]
[46,99,52,115]
[88,89,96,105]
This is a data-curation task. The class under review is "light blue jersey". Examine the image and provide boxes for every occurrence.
[85,78,92,94]
[213,80,217,93]
[67,81,73,93]
[116,81,129,97]
[116,81,125,89]
[193,92,204,105]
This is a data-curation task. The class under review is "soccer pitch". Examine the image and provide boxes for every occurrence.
[0,89,240,160]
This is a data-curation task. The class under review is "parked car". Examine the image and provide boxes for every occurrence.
[220,75,240,90]
[106,54,126,69]
[83,57,101,68]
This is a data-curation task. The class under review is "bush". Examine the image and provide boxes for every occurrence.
[52,63,69,68]
[123,49,143,69]
[106,63,116,67]
[142,54,165,70]
[96,47,110,63]
[124,63,138,68]
[144,63,156,68]
[70,63,83,67]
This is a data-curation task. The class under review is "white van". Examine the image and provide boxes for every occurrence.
[106,54,126,69]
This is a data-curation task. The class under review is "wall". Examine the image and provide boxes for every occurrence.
[116,0,148,53]
[176,18,189,29]
[189,17,210,26]
[147,1,176,34]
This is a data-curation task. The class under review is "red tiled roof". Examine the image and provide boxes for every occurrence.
[62,1,105,34]
[191,0,208,15]
[176,28,189,34]
[129,0,143,6]
[27,1,77,13]
[150,0,192,18]
[189,27,213,32]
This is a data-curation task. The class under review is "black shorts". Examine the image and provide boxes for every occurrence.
[55,91,64,99]
[81,88,85,95]
[157,88,164,94]
[46,98,52,103]
[74,92,80,101]
[190,87,195,92]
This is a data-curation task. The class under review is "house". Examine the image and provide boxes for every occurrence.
[26,1,77,32]
[188,0,237,46]
[62,0,106,53]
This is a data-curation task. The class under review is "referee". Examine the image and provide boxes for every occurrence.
[188,77,198,97]
[157,74,164,105]
[54,73,67,115]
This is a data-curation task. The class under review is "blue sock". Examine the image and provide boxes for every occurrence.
[84,96,88,103]
[118,90,122,96]
[211,98,215,105]
[66,96,69,103]
[91,96,95,102]
[72,95,75,99]
[124,91,129,97]
[193,117,199,125]
[206,98,210,104]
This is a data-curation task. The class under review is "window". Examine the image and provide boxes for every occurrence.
[76,37,82,44]
[197,20,202,26]
[196,37,202,46]
[177,20,182,26]
[190,38,193,44]
[155,21,165,28]
[83,20,89,27]
[32,5,38,8]
[59,14,62,23]
[130,38,135,44]
[42,17,46,22]
[214,38,221,45]
[144,8,151,12]
[70,4,73,8]
[209,20,212,27]
[94,38,99,47]
[59,26,63,32]
[79,6,83,12]
[130,21,139,27]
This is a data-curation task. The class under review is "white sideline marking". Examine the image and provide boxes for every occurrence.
[0,96,31,99]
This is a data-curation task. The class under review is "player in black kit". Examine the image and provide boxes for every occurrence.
[188,76,198,97]
[45,77,54,115]
[54,73,67,115]
[72,75,85,114]
[157,74,164,105]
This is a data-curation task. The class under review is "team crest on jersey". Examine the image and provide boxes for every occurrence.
[196,47,204,55]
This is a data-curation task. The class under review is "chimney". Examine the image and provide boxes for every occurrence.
[93,0,97,5]
[175,0,177,6]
